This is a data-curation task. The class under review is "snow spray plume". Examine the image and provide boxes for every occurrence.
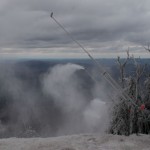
[42,63,110,135]
[0,61,110,137]
[42,63,86,115]
[83,98,109,132]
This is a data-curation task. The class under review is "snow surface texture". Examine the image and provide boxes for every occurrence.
[0,134,150,150]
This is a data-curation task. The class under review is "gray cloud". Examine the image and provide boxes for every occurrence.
[0,0,150,57]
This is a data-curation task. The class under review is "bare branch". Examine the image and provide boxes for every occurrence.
[143,43,150,52]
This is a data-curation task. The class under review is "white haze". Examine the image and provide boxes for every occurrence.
[0,62,110,137]
[42,63,85,113]
[42,63,109,135]
[83,98,108,132]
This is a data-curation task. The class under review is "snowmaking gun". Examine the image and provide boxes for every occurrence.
[50,12,147,113]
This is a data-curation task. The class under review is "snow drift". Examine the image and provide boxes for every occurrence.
[0,134,149,150]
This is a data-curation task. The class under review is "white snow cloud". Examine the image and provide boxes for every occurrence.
[42,63,110,135]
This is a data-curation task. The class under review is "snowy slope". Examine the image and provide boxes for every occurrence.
[0,134,150,150]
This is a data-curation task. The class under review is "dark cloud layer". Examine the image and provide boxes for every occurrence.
[0,0,150,57]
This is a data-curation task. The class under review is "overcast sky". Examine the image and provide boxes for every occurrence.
[0,0,150,58]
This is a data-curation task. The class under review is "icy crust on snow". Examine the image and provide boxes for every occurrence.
[0,134,150,150]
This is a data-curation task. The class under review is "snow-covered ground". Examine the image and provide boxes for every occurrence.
[0,134,150,150]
